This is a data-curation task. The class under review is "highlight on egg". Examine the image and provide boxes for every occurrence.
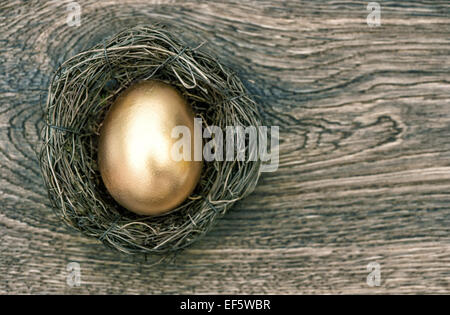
[98,80,202,216]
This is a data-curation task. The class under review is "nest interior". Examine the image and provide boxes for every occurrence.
[39,25,262,255]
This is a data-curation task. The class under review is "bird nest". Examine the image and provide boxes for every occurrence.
[39,25,262,255]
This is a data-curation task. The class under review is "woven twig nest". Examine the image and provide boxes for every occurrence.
[39,25,262,255]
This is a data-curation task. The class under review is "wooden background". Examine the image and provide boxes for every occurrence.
[1,0,449,294]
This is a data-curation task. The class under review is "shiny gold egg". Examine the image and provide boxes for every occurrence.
[98,80,202,216]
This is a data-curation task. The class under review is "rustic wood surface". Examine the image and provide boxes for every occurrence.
[1,0,449,294]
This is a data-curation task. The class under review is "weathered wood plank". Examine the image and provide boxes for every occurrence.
[0,0,449,294]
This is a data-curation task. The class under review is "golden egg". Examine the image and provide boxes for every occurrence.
[98,80,202,216]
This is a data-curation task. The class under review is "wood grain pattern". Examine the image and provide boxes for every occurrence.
[0,0,449,294]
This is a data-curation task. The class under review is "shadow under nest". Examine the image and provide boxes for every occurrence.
[39,25,262,256]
